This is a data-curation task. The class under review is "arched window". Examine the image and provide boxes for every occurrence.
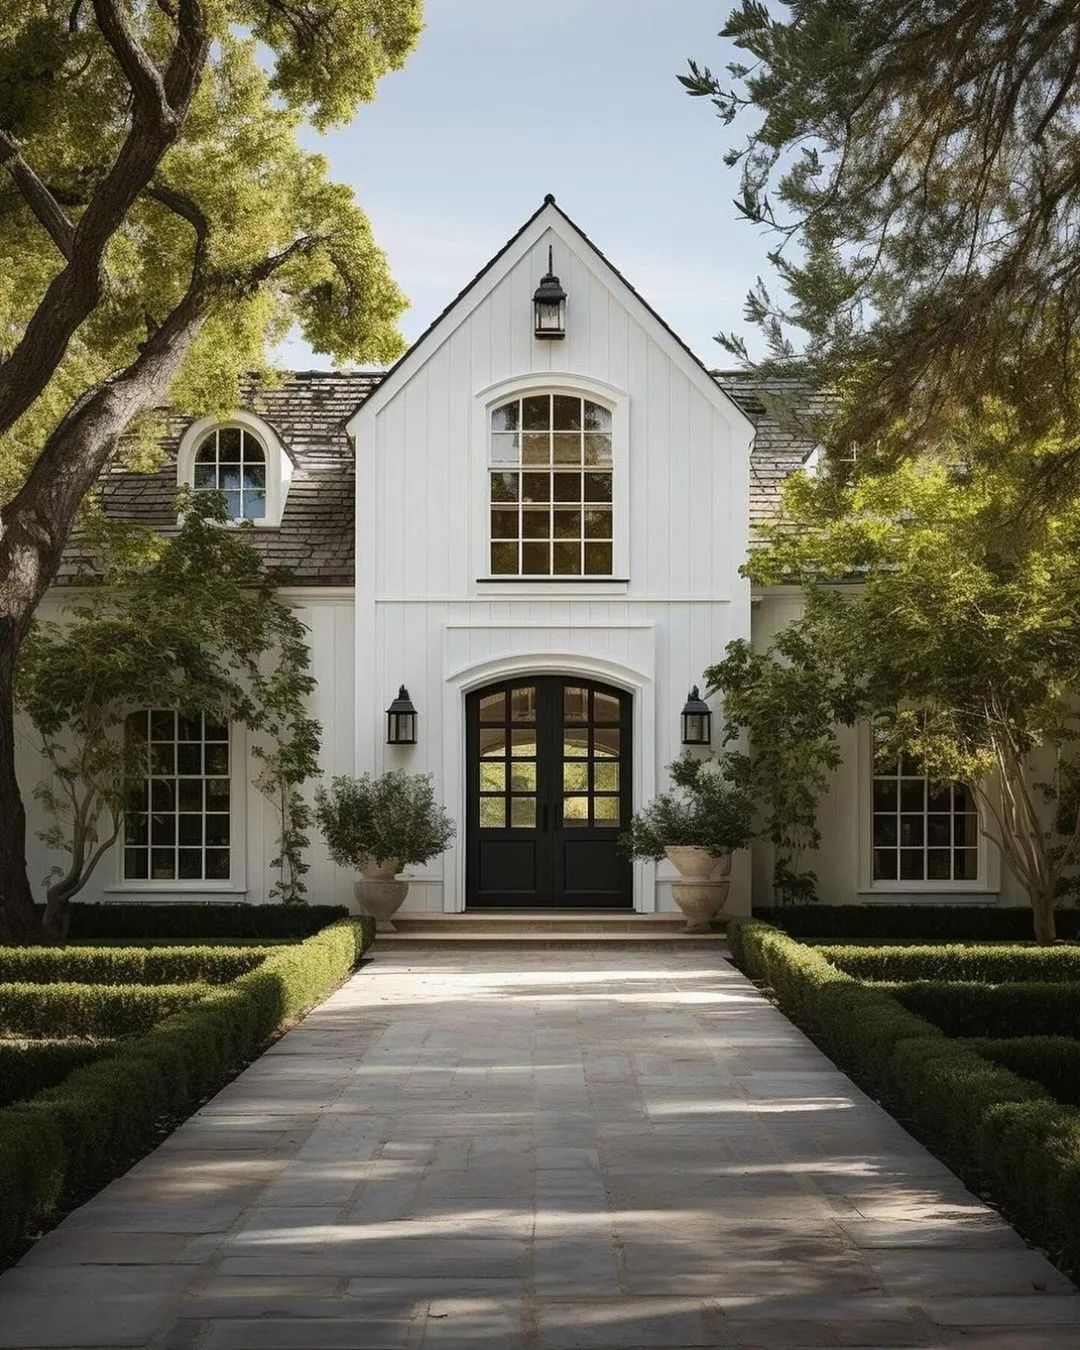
[489,393,613,576]
[193,425,267,520]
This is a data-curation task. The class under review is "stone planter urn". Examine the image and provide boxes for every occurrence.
[354,857,408,932]
[665,845,731,933]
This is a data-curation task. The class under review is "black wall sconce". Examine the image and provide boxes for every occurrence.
[386,686,417,745]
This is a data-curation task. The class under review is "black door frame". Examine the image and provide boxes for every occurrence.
[465,675,633,909]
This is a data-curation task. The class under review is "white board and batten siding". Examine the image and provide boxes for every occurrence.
[349,200,756,914]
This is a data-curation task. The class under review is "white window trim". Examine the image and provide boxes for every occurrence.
[177,411,292,528]
[856,719,1000,897]
[104,721,248,894]
[471,373,630,587]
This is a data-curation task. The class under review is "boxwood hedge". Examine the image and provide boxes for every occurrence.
[754,904,1080,942]
[40,902,349,941]
[0,1041,116,1110]
[0,981,212,1038]
[964,1037,1080,1108]
[820,943,1080,984]
[889,979,1080,1039]
[0,916,374,1260]
[0,945,269,987]
[727,916,1080,1271]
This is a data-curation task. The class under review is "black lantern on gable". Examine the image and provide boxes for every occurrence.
[681,686,712,746]
[533,245,566,340]
[386,686,417,745]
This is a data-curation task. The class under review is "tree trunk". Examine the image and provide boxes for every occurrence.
[1032,891,1058,946]
[0,627,39,943]
[0,288,209,940]
[42,888,73,943]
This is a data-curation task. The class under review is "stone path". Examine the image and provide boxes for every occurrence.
[1,948,1079,1349]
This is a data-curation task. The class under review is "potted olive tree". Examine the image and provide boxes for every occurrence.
[314,771,455,931]
[623,755,753,931]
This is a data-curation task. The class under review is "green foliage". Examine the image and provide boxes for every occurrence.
[707,623,850,901]
[0,917,373,1259]
[0,1,420,499]
[314,771,455,870]
[889,980,1080,1040]
[964,1037,1080,1108]
[684,3,1080,484]
[622,754,753,861]
[755,904,1080,942]
[0,1041,116,1109]
[50,902,348,940]
[727,453,1080,941]
[728,917,1080,1271]
[821,944,1080,984]
[17,496,322,916]
[0,981,211,1038]
[0,945,269,986]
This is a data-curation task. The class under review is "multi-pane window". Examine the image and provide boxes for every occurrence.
[477,687,539,828]
[872,734,978,882]
[561,685,621,827]
[489,393,613,576]
[193,426,266,520]
[123,711,231,881]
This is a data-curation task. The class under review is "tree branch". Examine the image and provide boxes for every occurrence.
[0,132,77,261]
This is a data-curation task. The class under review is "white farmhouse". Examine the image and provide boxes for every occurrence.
[20,198,1021,915]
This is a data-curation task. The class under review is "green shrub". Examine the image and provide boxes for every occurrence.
[0,1041,117,1109]
[36,902,349,941]
[727,916,1080,1270]
[0,982,211,1038]
[964,1037,1080,1107]
[0,945,269,986]
[821,943,1080,984]
[0,917,373,1260]
[755,904,1080,942]
[622,754,753,860]
[890,979,1080,1038]
[315,771,454,870]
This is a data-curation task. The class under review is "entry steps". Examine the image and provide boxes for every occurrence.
[375,911,729,950]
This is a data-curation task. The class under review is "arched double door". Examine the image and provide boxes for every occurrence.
[466,677,633,909]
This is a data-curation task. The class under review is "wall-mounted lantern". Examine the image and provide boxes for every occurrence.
[681,686,712,746]
[386,685,417,745]
[533,245,566,340]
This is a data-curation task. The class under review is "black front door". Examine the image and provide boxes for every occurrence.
[466,677,632,909]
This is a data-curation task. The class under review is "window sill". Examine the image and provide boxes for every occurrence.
[103,882,248,895]
[857,886,998,900]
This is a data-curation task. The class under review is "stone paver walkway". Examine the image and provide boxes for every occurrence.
[1,949,1079,1349]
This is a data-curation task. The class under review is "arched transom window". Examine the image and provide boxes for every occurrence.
[193,425,266,520]
[489,393,613,576]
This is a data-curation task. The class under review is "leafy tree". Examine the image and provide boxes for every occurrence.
[0,0,420,937]
[731,439,1080,943]
[683,2,1080,475]
[18,494,321,938]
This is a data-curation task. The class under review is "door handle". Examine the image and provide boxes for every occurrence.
[541,802,549,832]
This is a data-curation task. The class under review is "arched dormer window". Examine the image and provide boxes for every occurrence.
[194,426,266,520]
[489,393,613,576]
[177,412,291,527]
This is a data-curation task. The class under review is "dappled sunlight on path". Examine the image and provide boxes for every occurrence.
[0,947,1078,1347]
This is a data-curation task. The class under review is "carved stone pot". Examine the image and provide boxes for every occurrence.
[354,858,408,932]
[665,846,732,933]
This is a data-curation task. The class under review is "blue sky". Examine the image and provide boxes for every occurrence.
[284,0,773,371]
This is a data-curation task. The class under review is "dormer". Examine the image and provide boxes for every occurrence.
[177,411,292,527]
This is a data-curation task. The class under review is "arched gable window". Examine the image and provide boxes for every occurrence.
[489,393,613,576]
[193,425,266,520]
[177,413,291,526]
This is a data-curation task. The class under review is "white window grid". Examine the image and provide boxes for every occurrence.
[871,745,979,883]
[193,426,267,520]
[489,393,613,576]
[123,710,231,882]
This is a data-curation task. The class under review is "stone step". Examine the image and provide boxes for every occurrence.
[375,911,730,950]
[375,931,730,950]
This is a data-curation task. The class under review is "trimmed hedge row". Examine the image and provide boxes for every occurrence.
[889,979,1080,1039]
[38,902,349,940]
[754,904,1080,942]
[0,945,269,987]
[727,916,1080,1271]
[0,1041,117,1110]
[820,943,1080,984]
[0,917,373,1260]
[964,1037,1080,1108]
[0,982,211,1038]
